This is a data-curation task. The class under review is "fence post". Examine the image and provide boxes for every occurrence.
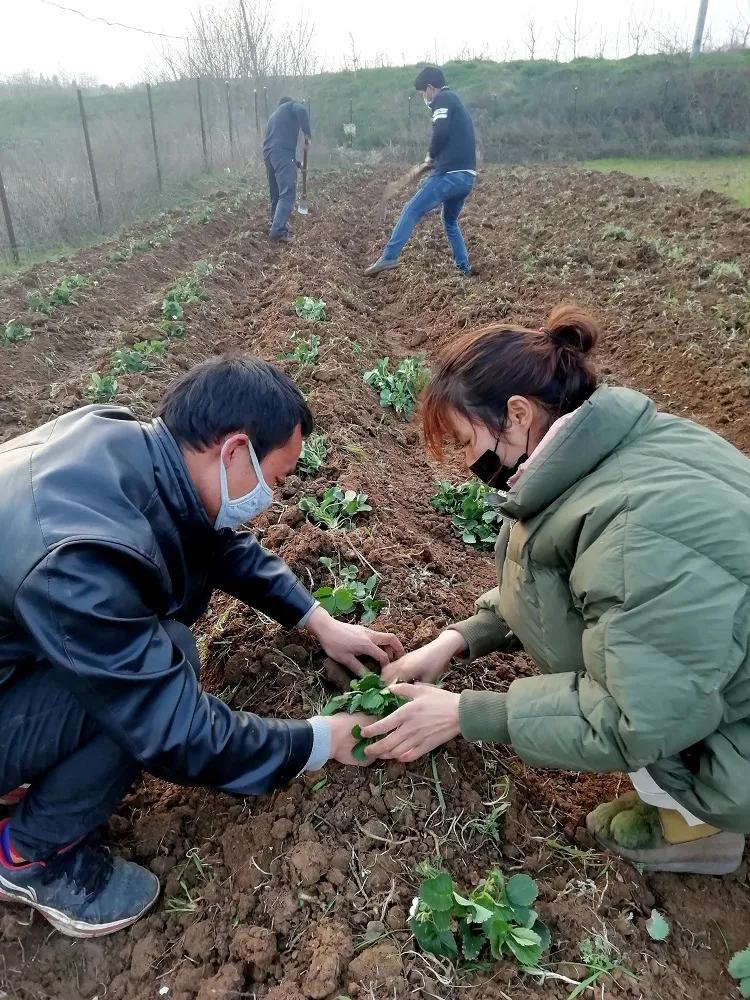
[225,81,235,158]
[196,77,209,172]
[254,88,260,136]
[76,87,104,227]
[0,160,19,264]
[408,94,412,131]
[572,85,579,133]
[306,97,311,126]
[263,86,269,121]
[492,93,498,118]
[145,83,163,194]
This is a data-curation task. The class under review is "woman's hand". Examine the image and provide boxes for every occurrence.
[360,684,461,763]
[380,630,467,685]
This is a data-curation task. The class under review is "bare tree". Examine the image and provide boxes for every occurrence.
[346,32,360,73]
[560,1,590,59]
[728,1,750,48]
[596,27,608,58]
[552,29,563,62]
[524,17,538,60]
[627,4,652,55]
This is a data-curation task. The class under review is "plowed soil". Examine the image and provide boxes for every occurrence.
[1,165,749,1000]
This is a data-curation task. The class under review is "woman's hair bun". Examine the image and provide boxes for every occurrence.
[545,304,600,355]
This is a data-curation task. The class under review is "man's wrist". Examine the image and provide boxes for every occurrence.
[302,604,331,637]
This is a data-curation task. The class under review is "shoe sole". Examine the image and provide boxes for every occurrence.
[585,815,745,875]
[365,263,400,277]
[0,885,160,938]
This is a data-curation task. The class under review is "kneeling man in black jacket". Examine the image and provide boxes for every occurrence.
[0,356,402,937]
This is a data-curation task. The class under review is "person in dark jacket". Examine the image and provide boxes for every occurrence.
[263,97,311,243]
[365,66,477,277]
[0,357,401,937]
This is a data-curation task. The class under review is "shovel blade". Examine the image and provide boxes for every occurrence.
[297,201,309,215]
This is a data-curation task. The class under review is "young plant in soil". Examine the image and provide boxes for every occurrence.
[293,295,327,322]
[729,947,750,998]
[313,556,384,624]
[566,935,635,999]
[363,356,429,421]
[85,373,118,403]
[280,332,321,370]
[1,320,32,345]
[111,340,168,375]
[408,864,550,968]
[431,481,503,550]
[298,432,328,476]
[321,672,407,760]
[298,486,371,530]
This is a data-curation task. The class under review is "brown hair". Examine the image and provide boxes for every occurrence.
[422,304,600,459]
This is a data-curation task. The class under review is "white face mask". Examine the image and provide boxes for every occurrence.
[214,439,273,531]
[423,95,432,109]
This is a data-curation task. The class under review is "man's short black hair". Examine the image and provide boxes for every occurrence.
[278,96,293,105]
[157,356,313,459]
[414,66,446,91]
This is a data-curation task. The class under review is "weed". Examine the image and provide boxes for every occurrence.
[728,947,750,997]
[189,205,215,225]
[1,320,32,345]
[711,260,744,281]
[431,481,503,550]
[521,252,540,272]
[313,556,384,624]
[602,223,634,241]
[281,331,321,369]
[567,935,634,999]
[322,672,408,760]
[85,373,118,403]
[409,866,550,967]
[293,295,327,322]
[165,847,213,915]
[462,802,509,845]
[298,432,328,476]
[363,356,429,421]
[299,486,371,530]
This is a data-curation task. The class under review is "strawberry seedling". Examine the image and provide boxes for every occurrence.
[321,672,407,760]
[50,274,88,306]
[25,290,54,315]
[729,947,750,998]
[85,373,118,403]
[1,320,32,345]
[313,556,384,624]
[298,486,371,530]
[431,481,503,550]
[111,340,169,374]
[298,432,329,476]
[293,295,327,322]
[408,864,550,968]
[280,332,321,370]
[363,356,429,421]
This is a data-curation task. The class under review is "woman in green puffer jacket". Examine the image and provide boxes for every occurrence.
[362,304,750,875]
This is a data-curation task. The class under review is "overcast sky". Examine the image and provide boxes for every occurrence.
[4,0,748,85]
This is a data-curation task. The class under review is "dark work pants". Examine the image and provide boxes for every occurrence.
[0,621,200,861]
[264,152,297,238]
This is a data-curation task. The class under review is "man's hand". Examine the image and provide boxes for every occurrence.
[361,684,461,763]
[325,711,376,767]
[305,606,404,676]
[381,630,467,685]
[304,136,312,150]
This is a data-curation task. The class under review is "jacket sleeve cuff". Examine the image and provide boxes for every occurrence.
[459,691,510,744]
[270,580,316,629]
[296,600,320,630]
[303,716,332,772]
[452,610,512,662]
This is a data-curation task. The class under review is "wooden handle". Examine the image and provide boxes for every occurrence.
[301,148,308,197]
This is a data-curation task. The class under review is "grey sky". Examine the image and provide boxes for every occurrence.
[4,0,748,85]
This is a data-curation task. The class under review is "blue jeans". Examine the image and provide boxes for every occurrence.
[0,621,199,860]
[265,152,297,238]
[383,171,475,269]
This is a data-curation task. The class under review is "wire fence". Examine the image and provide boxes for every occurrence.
[1,63,750,265]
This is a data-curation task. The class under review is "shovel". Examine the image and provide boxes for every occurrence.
[297,148,309,215]
[380,161,432,221]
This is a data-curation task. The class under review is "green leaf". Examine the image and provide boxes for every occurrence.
[729,949,750,981]
[533,918,551,955]
[645,909,670,941]
[420,873,455,912]
[506,873,539,908]
[739,978,750,999]
[460,920,485,961]
[321,694,351,716]
[351,739,368,762]
[506,935,543,968]
[453,892,493,924]
[432,907,453,931]
[361,690,385,712]
[356,673,383,692]
[410,917,457,960]
[485,910,511,959]
[332,586,355,613]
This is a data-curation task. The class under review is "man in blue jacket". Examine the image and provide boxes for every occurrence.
[366,66,477,276]
[0,357,401,937]
[263,97,311,243]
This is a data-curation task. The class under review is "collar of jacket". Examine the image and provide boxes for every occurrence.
[497,386,656,521]
[143,417,215,538]
[428,86,449,109]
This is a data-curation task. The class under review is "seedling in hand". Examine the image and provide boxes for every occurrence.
[322,672,407,760]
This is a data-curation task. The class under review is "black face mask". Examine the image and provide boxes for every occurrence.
[470,433,529,492]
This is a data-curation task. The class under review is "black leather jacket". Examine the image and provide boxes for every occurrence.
[0,406,315,794]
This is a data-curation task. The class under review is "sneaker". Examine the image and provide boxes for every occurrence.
[0,785,30,807]
[269,233,292,244]
[364,257,400,277]
[0,818,160,937]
